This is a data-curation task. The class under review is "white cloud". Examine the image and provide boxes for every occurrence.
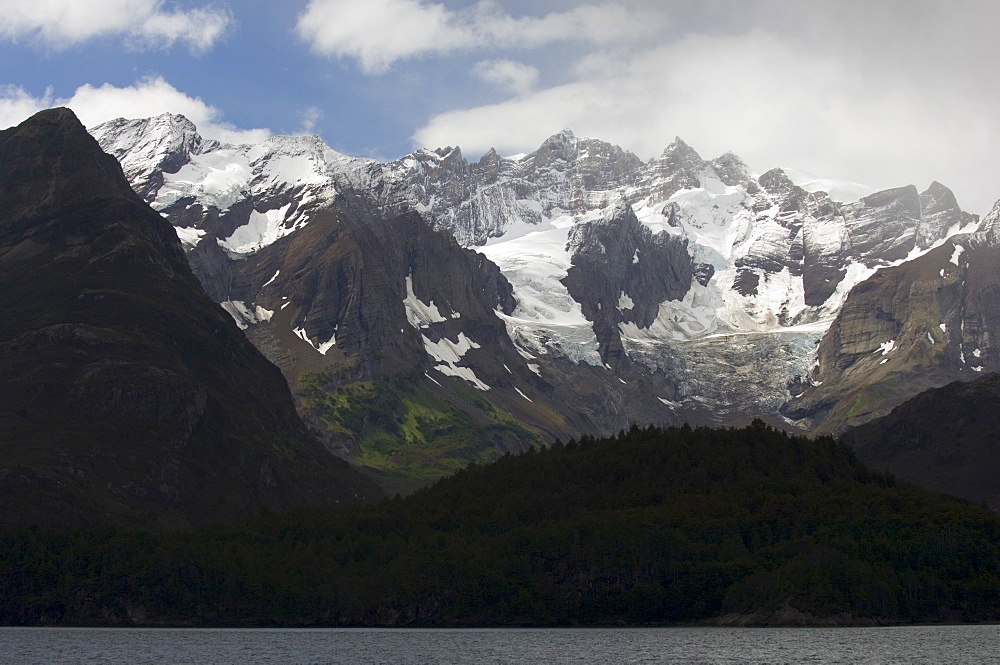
[296,0,661,73]
[412,7,1000,216]
[471,59,539,96]
[0,0,230,53]
[0,77,269,144]
[0,84,54,126]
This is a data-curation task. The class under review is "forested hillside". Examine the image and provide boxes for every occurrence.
[4,422,999,627]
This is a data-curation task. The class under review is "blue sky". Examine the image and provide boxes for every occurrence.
[2,0,999,214]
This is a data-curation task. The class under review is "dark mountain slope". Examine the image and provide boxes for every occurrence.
[188,187,577,493]
[0,109,381,530]
[841,372,1000,510]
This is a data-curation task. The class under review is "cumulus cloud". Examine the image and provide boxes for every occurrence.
[296,0,661,73]
[412,2,1000,215]
[471,59,539,96]
[0,84,53,126]
[0,77,269,144]
[0,0,231,53]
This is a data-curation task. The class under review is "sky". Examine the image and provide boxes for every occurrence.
[1,0,998,214]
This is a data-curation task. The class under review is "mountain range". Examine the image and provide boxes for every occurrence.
[3,104,998,515]
[86,111,996,490]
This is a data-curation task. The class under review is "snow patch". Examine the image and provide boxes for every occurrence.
[292,326,335,354]
[514,387,533,402]
[317,332,337,355]
[218,203,297,256]
[620,283,720,342]
[220,300,256,330]
[404,275,455,328]
[422,333,490,390]
[174,226,206,248]
[262,270,280,288]
[254,305,274,322]
[422,333,480,365]
[436,365,491,391]
[158,148,252,211]
[951,244,964,266]
[876,340,897,356]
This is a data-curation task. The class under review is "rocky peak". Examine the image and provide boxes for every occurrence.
[844,185,922,263]
[641,137,709,201]
[711,151,755,188]
[574,138,644,192]
[659,137,702,164]
[0,107,138,236]
[916,181,978,248]
[758,168,796,196]
[755,168,808,215]
[473,147,504,184]
[91,112,213,202]
[261,133,328,158]
[977,199,1000,240]
[530,129,578,167]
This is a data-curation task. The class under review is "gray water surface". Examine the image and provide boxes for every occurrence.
[2,625,997,664]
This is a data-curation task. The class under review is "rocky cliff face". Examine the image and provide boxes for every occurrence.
[785,203,1000,433]
[0,109,381,529]
[86,113,985,479]
[563,199,694,370]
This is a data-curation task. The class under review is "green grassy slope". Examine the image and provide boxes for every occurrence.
[300,373,546,494]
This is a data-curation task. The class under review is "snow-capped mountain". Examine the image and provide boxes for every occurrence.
[89,113,986,476]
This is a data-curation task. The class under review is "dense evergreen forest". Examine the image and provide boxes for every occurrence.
[4,422,1000,627]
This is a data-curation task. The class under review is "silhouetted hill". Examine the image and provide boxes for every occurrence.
[842,372,1000,510]
[0,109,381,530]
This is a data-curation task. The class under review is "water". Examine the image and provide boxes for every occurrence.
[1,625,996,665]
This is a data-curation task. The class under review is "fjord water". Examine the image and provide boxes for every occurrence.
[5,626,997,664]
